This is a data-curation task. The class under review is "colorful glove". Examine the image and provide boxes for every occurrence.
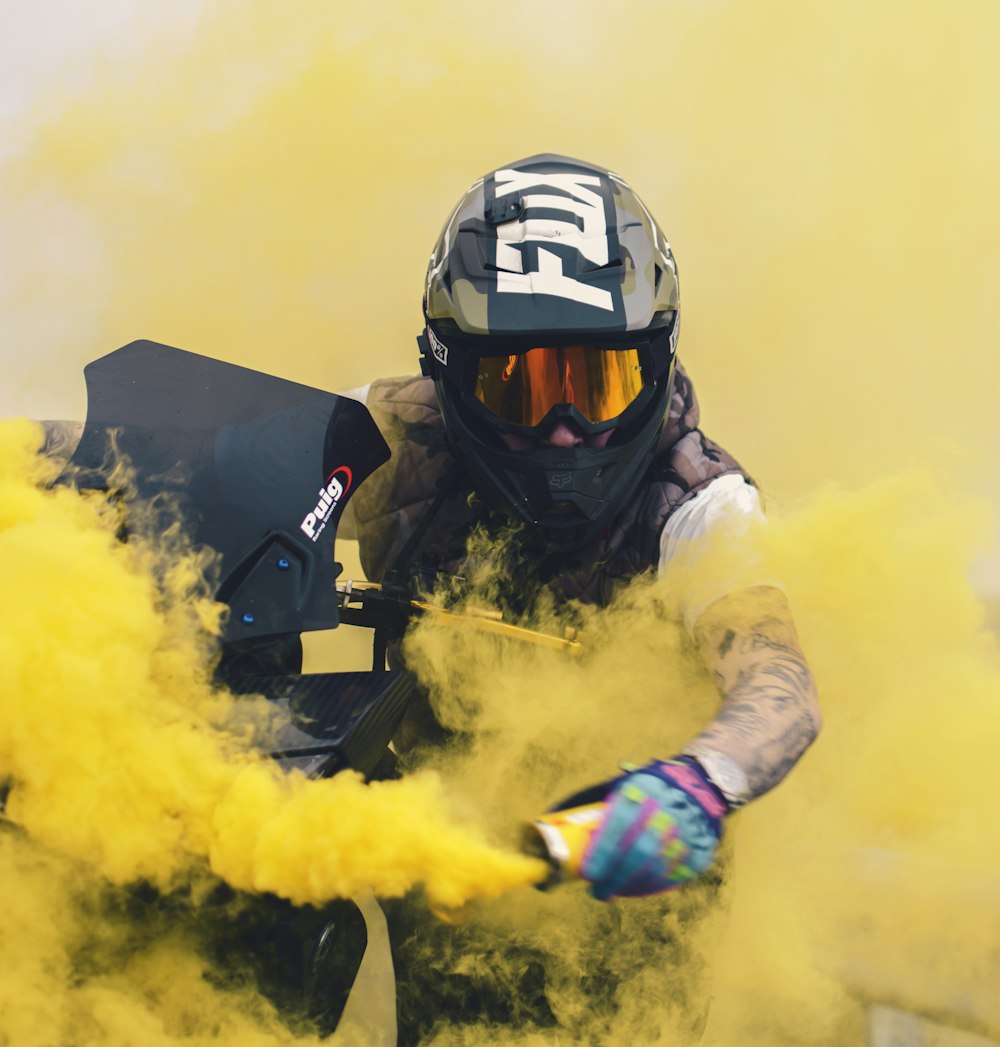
[561,757,729,901]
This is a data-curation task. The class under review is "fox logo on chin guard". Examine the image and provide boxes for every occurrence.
[300,466,353,542]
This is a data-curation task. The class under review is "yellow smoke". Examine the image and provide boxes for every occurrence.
[0,417,544,1040]
[396,474,1000,1045]
[0,418,540,907]
[0,827,328,1047]
[3,0,1000,1043]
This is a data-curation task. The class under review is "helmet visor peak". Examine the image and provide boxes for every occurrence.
[474,344,645,429]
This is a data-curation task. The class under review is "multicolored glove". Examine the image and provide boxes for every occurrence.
[556,757,729,901]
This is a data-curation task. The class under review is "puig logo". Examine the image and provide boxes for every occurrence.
[300,466,353,542]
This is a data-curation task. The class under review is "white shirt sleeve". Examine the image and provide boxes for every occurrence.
[658,473,779,631]
[658,474,765,568]
[338,383,371,405]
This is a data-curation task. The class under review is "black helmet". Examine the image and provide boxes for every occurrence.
[419,153,680,550]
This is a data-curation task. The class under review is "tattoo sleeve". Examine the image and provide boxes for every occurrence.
[685,586,822,804]
[38,420,84,468]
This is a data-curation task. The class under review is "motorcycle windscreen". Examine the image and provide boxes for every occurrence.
[64,340,389,641]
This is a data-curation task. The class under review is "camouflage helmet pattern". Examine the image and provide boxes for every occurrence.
[417,154,682,552]
[424,153,679,338]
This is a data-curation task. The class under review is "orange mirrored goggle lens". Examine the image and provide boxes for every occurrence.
[474,345,645,427]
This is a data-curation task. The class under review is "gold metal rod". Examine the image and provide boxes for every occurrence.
[410,600,582,656]
[334,580,583,655]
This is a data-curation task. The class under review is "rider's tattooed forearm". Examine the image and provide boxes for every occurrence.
[710,698,770,736]
[692,589,822,802]
[696,669,820,797]
[735,711,820,796]
[757,656,813,695]
[39,420,83,465]
[703,707,820,795]
[707,665,813,737]
[757,706,821,792]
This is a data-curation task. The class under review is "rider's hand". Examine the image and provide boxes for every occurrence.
[559,757,729,901]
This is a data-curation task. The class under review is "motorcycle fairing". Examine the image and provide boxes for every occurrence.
[64,340,390,642]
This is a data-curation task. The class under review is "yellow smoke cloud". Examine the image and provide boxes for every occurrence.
[9,0,1000,516]
[0,827,327,1047]
[0,418,540,908]
[4,0,1000,1042]
[395,474,1000,1045]
[0,417,545,1040]
[704,478,1000,1043]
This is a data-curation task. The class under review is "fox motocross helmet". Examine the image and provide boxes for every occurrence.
[419,153,680,550]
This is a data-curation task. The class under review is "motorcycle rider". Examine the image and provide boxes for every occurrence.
[346,152,822,901]
[36,153,822,1041]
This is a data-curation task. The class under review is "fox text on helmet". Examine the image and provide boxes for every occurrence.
[493,169,614,311]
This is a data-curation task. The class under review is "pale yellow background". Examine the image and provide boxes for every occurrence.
[3,0,998,587]
[3,6,1000,1041]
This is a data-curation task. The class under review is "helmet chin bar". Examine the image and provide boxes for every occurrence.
[444,379,671,550]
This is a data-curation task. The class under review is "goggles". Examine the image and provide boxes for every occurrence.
[474,344,646,430]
